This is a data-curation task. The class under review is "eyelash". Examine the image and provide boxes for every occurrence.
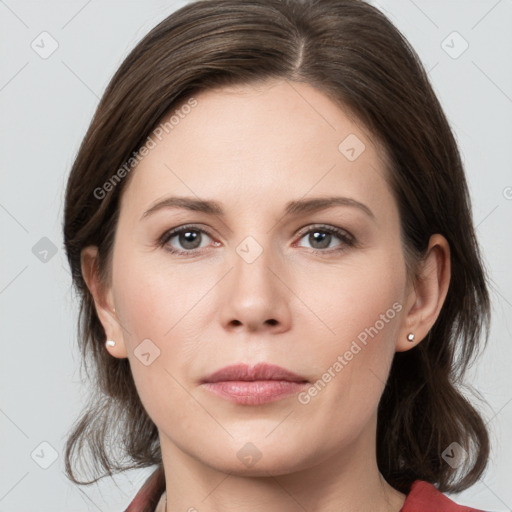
[158,223,355,256]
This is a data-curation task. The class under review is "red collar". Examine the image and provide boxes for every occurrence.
[125,470,486,512]
[400,480,485,512]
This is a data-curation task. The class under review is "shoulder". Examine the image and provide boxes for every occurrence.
[401,480,488,512]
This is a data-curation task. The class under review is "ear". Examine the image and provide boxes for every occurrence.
[81,246,128,358]
[396,234,451,352]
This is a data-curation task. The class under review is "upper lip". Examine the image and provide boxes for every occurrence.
[201,363,308,383]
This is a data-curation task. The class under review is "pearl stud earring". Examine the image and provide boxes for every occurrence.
[407,333,415,342]
[106,339,116,348]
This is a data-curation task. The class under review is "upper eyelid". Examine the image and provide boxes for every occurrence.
[163,223,349,236]
[162,224,214,238]
[296,223,352,237]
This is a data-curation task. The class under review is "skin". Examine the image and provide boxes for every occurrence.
[82,79,450,512]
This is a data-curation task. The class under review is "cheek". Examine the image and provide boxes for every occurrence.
[110,252,203,426]
[299,250,405,345]
[110,247,218,404]
[111,244,209,340]
[295,251,405,407]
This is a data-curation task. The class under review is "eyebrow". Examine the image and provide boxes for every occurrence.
[140,196,375,220]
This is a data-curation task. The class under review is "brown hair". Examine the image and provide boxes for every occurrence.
[63,0,490,494]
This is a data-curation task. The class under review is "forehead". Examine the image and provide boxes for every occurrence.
[121,80,394,219]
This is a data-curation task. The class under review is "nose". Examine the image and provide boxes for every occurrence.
[218,239,292,334]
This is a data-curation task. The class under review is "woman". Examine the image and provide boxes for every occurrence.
[63,1,491,511]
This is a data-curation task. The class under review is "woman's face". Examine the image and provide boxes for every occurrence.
[106,79,413,475]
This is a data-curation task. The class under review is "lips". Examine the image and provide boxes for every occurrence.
[200,363,309,405]
[201,362,308,384]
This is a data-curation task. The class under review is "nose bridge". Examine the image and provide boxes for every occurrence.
[218,229,291,331]
[232,231,280,300]
[230,204,278,282]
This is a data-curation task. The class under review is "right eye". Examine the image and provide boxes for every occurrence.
[159,225,217,255]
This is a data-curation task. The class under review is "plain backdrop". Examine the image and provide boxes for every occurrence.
[1,1,511,510]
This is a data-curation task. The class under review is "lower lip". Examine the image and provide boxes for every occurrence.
[202,380,308,405]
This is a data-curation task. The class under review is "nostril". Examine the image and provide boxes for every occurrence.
[266,319,278,326]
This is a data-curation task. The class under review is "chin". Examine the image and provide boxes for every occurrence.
[194,438,319,477]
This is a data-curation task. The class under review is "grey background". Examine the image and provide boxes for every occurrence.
[1,0,511,510]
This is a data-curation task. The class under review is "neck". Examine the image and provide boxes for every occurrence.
[158,416,406,512]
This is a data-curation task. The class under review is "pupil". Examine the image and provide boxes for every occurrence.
[180,231,200,249]
[310,231,330,249]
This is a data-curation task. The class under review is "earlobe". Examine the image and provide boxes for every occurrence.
[80,246,128,358]
[396,234,451,352]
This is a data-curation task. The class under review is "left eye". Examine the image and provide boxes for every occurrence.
[295,226,353,251]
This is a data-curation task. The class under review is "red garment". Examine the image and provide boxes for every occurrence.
[124,466,486,512]
[125,465,165,512]
[399,480,485,512]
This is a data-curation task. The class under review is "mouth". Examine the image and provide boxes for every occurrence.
[200,363,309,405]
